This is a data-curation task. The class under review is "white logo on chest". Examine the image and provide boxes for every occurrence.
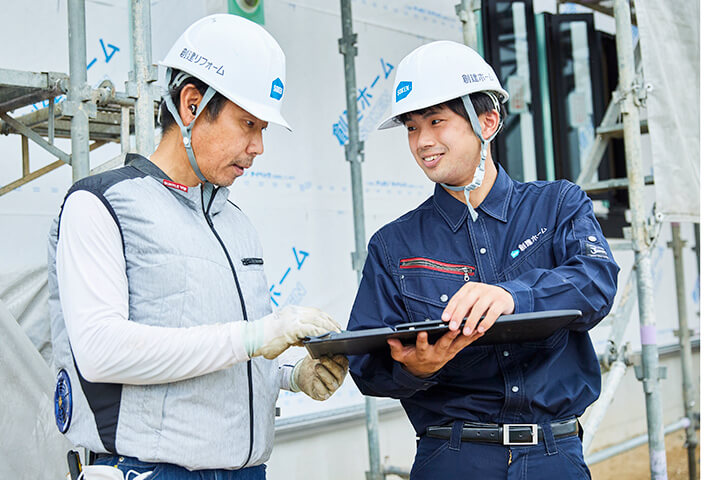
[518,227,548,252]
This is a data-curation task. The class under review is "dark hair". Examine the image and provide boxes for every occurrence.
[158,69,229,134]
[397,91,507,129]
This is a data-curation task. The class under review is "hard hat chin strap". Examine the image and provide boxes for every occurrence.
[162,69,217,207]
[441,93,503,221]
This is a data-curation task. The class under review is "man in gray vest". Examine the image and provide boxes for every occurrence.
[48,14,347,479]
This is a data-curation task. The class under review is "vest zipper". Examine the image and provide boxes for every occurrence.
[399,258,475,282]
[202,186,255,468]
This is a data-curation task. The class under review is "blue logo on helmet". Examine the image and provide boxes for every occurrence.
[395,81,412,102]
[270,78,284,100]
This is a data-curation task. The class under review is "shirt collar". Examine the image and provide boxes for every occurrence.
[126,153,171,181]
[432,163,512,230]
[125,153,229,215]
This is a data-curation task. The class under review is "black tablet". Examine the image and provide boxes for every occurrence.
[303,309,582,359]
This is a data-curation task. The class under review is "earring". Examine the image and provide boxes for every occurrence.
[189,104,197,115]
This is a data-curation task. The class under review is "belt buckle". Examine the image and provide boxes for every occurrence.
[502,424,538,446]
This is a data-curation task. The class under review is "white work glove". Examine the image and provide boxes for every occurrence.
[290,354,349,401]
[243,306,340,359]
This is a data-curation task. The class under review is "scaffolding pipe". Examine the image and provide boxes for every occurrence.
[0,111,71,164]
[693,223,700,283]
[21,136,29,176]
[67,0,89,181]
[584,211,665,451]
[582,270,638,452]
[613,0,668,478]
[48,96,55,144]
[583,353,629,453]
[131,0,155,156]
[586,418,691,466]
[669,223,699,480]
[121,106,131,154]
[338,1,378,479]
[455,0,478,50]
[603,269,637,368]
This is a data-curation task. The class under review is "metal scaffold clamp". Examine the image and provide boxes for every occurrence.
[454,0,481,14]
[338,33,358,56]
[345,140,364,163]
[64,85,98,119]
[633,363,668,394]
[143,63,159,83]
[630,207,661,252]
[454,0,481,21]
[618,80,652,112]
[632,81,653,107]
[46,71,69,94]
[92,79,115,105]
[602,341,633,370]
[630,221,652,252]
[672,328,696,338]
[125,64,158,99]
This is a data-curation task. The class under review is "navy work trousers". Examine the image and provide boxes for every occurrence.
[410,421,591,480]
[93,455,266,480]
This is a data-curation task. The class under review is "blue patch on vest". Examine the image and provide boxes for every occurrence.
[395,81,412,102]
[270,78,284,100]
[55,369,72,433]
[510,249,520,258]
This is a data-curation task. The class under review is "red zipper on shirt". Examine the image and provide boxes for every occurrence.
[399,257,475,281]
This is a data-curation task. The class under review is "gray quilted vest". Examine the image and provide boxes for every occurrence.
[48,154,279,470]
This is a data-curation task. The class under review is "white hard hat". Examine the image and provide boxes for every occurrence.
[377,40,508,130]
[159,14,290,130]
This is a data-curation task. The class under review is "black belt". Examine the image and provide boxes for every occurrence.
[90,452,117,464]
[425,418,578,446]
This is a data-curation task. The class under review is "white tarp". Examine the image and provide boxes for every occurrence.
[0,265,52,363]
[635,0,700,222]
[0,298,71,478]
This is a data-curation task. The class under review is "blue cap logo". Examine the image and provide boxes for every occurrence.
[270,78,284,100]
[395,81,412,102]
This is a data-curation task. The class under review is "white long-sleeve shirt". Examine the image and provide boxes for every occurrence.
[56,190,295,388]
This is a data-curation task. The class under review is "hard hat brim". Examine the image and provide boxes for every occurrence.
[159,62,293,131]
[232,96,293,131]
[377,87,509,131]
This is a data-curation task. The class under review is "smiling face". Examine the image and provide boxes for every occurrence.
[190,101,268,187]
[404,105,484,187]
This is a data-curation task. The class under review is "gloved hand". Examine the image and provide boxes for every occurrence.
[244,306,340,359]
[291,354,349,401]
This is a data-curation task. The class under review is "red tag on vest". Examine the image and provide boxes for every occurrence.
[163,180,188,192]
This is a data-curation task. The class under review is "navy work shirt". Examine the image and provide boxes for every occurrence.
[347,166,619,435]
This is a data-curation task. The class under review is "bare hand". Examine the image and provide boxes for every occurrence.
[387,330,481,378]
[441,282,515,336]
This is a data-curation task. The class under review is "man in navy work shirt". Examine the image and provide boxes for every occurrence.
[347,41,619,479]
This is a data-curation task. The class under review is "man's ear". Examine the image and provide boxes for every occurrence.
[178,84,204,126]
[478,110,501,139]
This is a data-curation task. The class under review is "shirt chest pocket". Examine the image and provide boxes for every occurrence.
[239,257,267,279]
[399,273,467,322]
[237,257,272,318]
